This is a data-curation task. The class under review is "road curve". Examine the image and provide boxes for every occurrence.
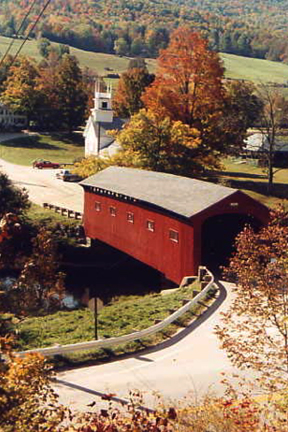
[0,153,240,411]
[0,158,84,213]
[55,281,239,411]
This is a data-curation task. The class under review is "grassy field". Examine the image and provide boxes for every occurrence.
[209,157,288,208]
[2,35,288,83]
[16,280,210,364]
[221,53,288,83]
[0,132,84,166]
[26,203,80,227]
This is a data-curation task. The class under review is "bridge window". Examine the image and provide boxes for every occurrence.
[127,212,134,223]
[169,229,179,243]
[109,206,116,216]
[146,220,155,232]
[95,201,101,212]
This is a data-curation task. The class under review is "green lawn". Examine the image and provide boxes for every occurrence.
[209,157,288,208]
[26,203,80,227]
[16,280,210,364]
[2,35,288,84]
[0,133,84,166]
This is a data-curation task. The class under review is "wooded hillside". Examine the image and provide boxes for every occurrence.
[1,0,288,62]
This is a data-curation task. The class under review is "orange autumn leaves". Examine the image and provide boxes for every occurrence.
[115,27,246,177]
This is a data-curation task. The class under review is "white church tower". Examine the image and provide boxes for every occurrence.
[84,79,114,156]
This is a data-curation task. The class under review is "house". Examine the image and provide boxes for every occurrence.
[244,133,288,166]
[0,103,27,130]
[83,80,126,157]
[80,167,269,284]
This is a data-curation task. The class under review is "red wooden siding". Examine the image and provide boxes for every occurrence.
[191,190,270,270]
[83,188,270,285]
[83,191,195,284]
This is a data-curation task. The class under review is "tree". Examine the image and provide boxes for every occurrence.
[225,80,263,131]
[0,172,31,271]
[216,206,288,391]
[54,54,87,132]
[6,227,65,315]
[37,38,51,58]
[73,154,111,179]
[0,338,65,431]
[221,80,263,152]
[113,67,154,117]
[0,337,286,431]
[142,28,244,168]
[114,109,206,176]
[255,85,288,194]
[1,57,40,121]
[114,37,129,55]
[0,172,29,218]
[128,58,147,70]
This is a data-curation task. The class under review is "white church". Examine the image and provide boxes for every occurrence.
[83,80,126,157]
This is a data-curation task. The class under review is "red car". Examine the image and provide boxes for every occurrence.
[32,159,60,169]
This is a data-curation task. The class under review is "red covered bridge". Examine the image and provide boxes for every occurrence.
[81,167,269,284]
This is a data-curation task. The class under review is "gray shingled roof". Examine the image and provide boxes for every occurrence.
[98,118,127,150]
[87,117,127,150]
[81,167,238,219]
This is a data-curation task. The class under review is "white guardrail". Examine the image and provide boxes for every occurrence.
[18,267,215,357]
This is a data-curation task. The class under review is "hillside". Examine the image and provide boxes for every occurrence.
[1,35,288,85]
[1,0,288,62]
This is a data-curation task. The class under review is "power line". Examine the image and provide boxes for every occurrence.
[0,0,38,68]
[11,0,52,66]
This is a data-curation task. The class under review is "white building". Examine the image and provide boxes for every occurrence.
[83,80,126,157]
[244,132,288,153]
[0,103,27,130]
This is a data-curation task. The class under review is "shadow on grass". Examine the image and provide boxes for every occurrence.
[204,170,288,199]
[228,178,288,199]
[17,329,41,349]
[49,132,84,147]
[211,170,266,179]
[1,135,62,151]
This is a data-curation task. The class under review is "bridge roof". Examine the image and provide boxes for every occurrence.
[80,167,238,219]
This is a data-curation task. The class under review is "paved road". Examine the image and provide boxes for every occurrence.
[0,158,84,213]
[0,146,243,411]
[55,281,242,412]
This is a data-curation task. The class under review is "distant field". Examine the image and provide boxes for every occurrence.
[221,53,288,83]
[1,35,288,84]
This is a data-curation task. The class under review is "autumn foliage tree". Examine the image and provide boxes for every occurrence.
[5,227,65,315]
[0,338,65,432]
[216,206,288,392]
[1,337,287,432]
[1,57,40,122]
[114,108,209,175]
[113,67,154,117]
[142,28,248,168]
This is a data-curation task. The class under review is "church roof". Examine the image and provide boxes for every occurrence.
[84,116,127,150]
[81,167,239,219]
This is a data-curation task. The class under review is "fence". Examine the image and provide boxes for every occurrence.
[17,267,215,358]
[42,202,83,220]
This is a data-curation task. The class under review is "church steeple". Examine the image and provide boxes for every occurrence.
[92,78,113,124]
